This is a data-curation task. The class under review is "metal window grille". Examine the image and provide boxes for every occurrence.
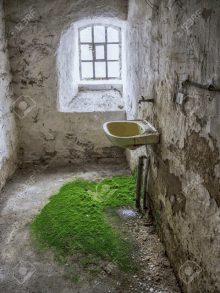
[79,24,122,80]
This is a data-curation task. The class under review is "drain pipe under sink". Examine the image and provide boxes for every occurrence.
[143,155,150,211]
[135,153,150,213]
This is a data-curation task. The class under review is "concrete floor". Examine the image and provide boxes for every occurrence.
[0,162,181,293]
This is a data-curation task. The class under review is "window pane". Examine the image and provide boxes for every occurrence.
[81,62,93,78]
[95,45,105,60]
[107,27,119,42]
[108,61,120,78]
[94,26,105,42]
[107,44,119,60]
[95,62,106,78]
[80,27,92,43]
[81,45,93,60]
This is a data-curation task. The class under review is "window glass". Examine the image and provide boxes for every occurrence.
[95,62,106,78]
[79,25,121,80]
[80,27,92,43]
[95,45,105,60]
[107,27,119,42]
[107,44,119,60]
[108,61,119,78]
[81,45,93,60]
[94,26,105,42]
[81,62,93,78]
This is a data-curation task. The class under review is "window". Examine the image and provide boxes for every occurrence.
[79,25,122,80]
[57,17,127,112]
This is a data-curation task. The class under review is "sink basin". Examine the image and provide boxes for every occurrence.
[103,119,159,150]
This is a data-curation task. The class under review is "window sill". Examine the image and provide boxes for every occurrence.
[59,86,125,113]
[78,84,123,91]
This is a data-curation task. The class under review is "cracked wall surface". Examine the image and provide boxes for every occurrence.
[126,0,220,292]
[3,0,128,165]
[3,0,220,291]
[0,0,18,191]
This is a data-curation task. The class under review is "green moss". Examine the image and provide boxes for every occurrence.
[30,173,138,278]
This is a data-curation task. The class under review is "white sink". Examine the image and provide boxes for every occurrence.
[103,119,160,150]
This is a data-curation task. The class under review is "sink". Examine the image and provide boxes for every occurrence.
[103,119,159,150]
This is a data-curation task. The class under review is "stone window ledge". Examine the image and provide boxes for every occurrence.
[78,84,123,91]
[63,86,125,113]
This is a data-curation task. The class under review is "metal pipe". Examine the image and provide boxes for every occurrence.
[143,155,150,210]
[138,96,154,103]
[136,156,146,210]
[182,80,220,92]
[138,99,154,103]
[136,155,150,211]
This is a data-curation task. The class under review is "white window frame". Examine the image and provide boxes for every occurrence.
[79,24,122,81]
[73,17,127,86]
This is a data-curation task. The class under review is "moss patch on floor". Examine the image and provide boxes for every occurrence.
[30,173,138,281]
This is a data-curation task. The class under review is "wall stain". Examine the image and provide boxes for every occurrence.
[185,131,220,206]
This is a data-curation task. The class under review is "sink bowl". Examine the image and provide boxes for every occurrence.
[103,119,159,150]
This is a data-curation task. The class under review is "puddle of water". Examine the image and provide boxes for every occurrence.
[115,208,137,219]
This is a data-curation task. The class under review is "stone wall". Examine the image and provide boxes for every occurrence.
[126,0,220,292]
[3,0,128,165]
[3,0,220,290]
[0,0,18,190]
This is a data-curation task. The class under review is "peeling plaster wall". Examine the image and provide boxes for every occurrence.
[3,0,128,165]
[126,0,220,292]
[0,0,18,190]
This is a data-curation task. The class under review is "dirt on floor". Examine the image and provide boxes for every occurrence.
[0,161,181,293]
